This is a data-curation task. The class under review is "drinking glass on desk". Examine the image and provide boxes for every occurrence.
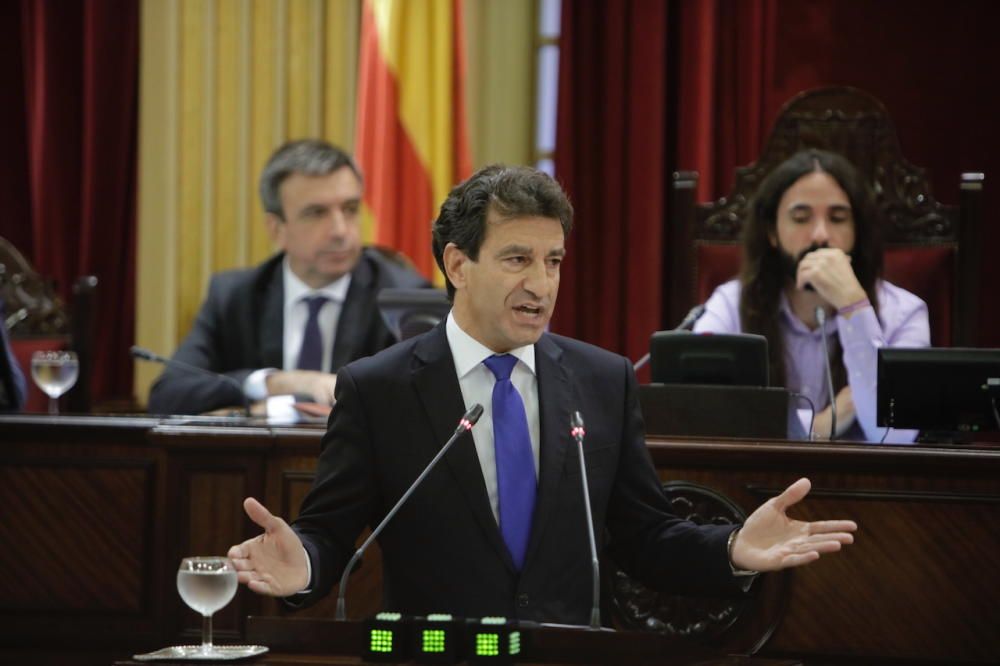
[30,350,78,414]
[177,557,238,657]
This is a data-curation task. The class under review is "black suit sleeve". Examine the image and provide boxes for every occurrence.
[147,276,255,415]
[605,356,741,596]
[290,366,379,607]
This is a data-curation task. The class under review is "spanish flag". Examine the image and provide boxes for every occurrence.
[356,0,472,283]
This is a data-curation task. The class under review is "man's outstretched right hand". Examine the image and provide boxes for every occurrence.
[228,497,310,597]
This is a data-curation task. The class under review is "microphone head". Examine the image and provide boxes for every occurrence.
[130,345,154,361]
[464,403,484,426]
[814,306,826,325]
[571,411,585,429]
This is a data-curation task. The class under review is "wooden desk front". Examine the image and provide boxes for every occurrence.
[0,416,997,664]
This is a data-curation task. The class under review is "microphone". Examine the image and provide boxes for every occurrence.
[130,345,251,416]
[814,308,837,440]
[334,403,484,621]
[676,303,707,332]
[634,303,706,372]
[571,411,601,630]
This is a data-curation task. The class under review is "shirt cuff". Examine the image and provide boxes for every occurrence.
[299,545,313,594]
[243,368,277,401]
[728,527,759,578]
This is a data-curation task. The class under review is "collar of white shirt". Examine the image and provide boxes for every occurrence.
[445,311,536,379]
[282,258,352,308]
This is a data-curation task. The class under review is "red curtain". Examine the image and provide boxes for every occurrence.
[555,0,1000,354]
[552,0,666,369]
[0,0,138,404]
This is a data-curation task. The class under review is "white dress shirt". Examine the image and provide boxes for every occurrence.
[445,311,540,524]
[281,260,352,372]
[243,259,352,400]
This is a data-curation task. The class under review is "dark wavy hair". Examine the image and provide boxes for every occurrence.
[739,149,883,391]
[432,165,573,300]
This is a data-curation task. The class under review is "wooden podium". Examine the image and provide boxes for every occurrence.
[2,415,997,665]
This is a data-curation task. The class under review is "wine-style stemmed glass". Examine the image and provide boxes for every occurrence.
[30,350,78,414]
[176,556,238,658]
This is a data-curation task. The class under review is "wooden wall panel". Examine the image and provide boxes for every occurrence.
[0,461,152,612]
[2,416,997,665]
[649,440,1000,663]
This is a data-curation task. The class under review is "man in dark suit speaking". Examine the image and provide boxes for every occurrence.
[228,165,856,624]
[148,140,428,416]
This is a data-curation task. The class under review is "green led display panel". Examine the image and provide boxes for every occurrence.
[369,628,394,653]
[475,632,500,657]
[422,628,446,653]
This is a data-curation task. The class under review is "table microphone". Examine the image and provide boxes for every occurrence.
[130,345,251,416]
[571,411,601,630]
[334,403,484,621]
[633,303,706,372]
[814,308,837,440]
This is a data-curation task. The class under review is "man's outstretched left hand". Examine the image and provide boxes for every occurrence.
[731,478,857,571]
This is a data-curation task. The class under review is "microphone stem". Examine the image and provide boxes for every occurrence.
[816,308,837,440]
[574,434,601,630]
[334,418,474,621]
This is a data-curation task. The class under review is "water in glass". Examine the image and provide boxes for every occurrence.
[177,557,238,656]
[30,351,79,414]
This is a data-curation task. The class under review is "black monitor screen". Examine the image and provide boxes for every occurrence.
[649,331,769,387]
[877,347,1000,433]
[377,288,451,342]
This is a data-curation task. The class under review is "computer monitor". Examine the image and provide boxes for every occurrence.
[377,288,451,342]
[649,331,769,387]
[877,347,1000,434]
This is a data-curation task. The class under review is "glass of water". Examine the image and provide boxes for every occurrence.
[30,350,79,414]
[177,557,238,657]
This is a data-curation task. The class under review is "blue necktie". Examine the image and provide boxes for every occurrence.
[483,354,536,571]
[296,295,329,371]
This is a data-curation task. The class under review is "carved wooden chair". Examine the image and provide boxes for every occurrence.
[667,86,983,347]
[0,236,97,412]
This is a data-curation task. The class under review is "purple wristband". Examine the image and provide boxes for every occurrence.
[837,297,871,317]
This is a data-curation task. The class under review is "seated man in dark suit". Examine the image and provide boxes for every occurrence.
[0,296,27,411]
[227,165,857,624]
[148,140,429,415]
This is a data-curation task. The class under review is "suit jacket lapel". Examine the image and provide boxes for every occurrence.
[523,333,573,571]
[412,324,516,573]
[258,261,284,369]
[331,254,373,370]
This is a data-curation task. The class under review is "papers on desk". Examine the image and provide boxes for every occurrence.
[265,393,331,424]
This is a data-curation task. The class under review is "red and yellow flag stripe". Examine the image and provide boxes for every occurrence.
[355,0,472,283]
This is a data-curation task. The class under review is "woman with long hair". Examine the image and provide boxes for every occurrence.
[694,149,929,442]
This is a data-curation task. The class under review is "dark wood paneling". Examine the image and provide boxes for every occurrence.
[0,416,167,652]
[2,416,997,665]
[0,461,151,612]
[647,437,1000,663]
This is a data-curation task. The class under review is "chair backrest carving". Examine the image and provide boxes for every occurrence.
[1,236,97,411]
[0,237,70,337]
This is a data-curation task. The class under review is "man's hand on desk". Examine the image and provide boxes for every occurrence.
[266,370,337,405]
[730,478,857,572]
[228,497,309,597]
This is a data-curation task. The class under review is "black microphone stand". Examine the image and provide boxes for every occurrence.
[334,403,484,621]
[815,308,837,440]
[571,411,601,630]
